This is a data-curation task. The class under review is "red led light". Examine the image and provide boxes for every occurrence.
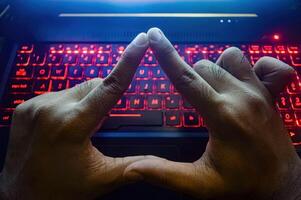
[273,34,280,40]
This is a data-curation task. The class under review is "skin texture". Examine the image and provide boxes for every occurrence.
[124,28,301,200]
[0,33,150,200]
[0,28,301,200]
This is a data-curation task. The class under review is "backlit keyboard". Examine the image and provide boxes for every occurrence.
[0,43,301,146]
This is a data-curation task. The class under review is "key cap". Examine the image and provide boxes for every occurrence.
[68,80,84,88]
[0,110,13,126]
[102,110,163,130]
[281,111,296,126]
[95,53,110,66]
[147,95,162,109]
[276,95,291,110]
[165,95,180,109]
[33,80,50,94]
[127,81,137,93]
[16,54,30,66]
[291,55,301,66]
[288,46,299,54]
[113,97,127,109]
[47,54,62,66]
[50,44,64,53]
[277,55,291,64]
[295,112,301,127]
[139,81,153,93]
[291,95,301,110]
[3,94,32,108]
[51,66,66,78]
[183,99,193,109]
[288,129,301,145]
[12,67,33,79]
[9,80,33,93]
[18,44,34,54]
[156,80,170,93]
[129,96,145,109]
[97,44,111,53]
[144,53,157,65]
[68,66,83,79]
[184,112,200,127]
[51,80,67,91]
[62,54,78,65]
[136,67,149,79]
[249,45,261,54]
[152,67,166,78]
[31,53,46,66]
[34,66,50,79]
[84,66,99,78]
[275,45,287,54]
[165,111,181,126]
[102,66,113,78]
[287,76,301,94]
[79,54,93,66]
[262,45,274,54]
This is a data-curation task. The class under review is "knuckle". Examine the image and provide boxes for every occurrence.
[103,75,125,95]
[173,69,198,90]
[256,56,274,66]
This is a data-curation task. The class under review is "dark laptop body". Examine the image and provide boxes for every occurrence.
[0,0,300,199]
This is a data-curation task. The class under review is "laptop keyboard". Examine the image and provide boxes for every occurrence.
[0,43,301,146]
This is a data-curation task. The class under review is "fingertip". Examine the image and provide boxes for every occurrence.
[147,27,164,43]
[132,32,149,48]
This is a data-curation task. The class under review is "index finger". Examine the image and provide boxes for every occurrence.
[79,33,149,120]
[147,28,219,113]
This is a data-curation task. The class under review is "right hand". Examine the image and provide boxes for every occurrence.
[124,28,301,199]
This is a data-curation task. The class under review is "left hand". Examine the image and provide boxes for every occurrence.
[0,33,149,200]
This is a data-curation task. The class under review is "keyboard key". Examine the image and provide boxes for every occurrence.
[291,55,301,66]
[18,44,34,54]
[291,95,301,110]
[281,111,296,126]
[16,54,30,66]
[144,53,157,65]
[183,99,193,109]
[51,66,66,78]
[165,95,180,109]
[50,44,64,53]
[152,67,166,78]
[95,53,110,66]
[156,80,170,93]
[275,45,287,54]
[165,111,181,126]
[114,97,127,109]
[184,112,200,127]
[68,80,84,88]
[68,66,83,79]
[98,44,111,53]
[287,76,301,94]
[262,45,274,54]
[51,80,67,91]
[277,55,291,64]
[102,110,163,129]
[147,95,162,109]
[34,66,50,79]
[129,96,145,109]
[12,67,33,79]
[288,129,301,145]
[33,80,50,93]
[288,46,299,54]
[9,80,33,93]
[84,66,99,78]
[62,54,78,65]
[102,67,113,78]
[276,95,291,110]
[127,81,137,93]
[249,45,261,54]
[139,81,153,93]
[31,53,46,66]
[79,54,93,66]
[0,110,13,126]
[136,67,149,78]
[3,94,32,108]
[47,54,62,65]
[294,112,301,127]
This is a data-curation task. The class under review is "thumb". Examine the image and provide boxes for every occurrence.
[254,57,296,98]
[123,156,224,198]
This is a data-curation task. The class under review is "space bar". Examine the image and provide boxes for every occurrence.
[101,111,163,130]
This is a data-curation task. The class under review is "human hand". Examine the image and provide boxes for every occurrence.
[124,28,301,199]
[0,33,149,200]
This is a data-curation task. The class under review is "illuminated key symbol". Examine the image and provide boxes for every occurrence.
[40,84,46,89]
[189,115,194,121]
[56,69,63,74]
[73,69,78,75]
[139,70,145,75]
[160,84,166,90]
[40,69,46,75]
[151,99,159,105]
[89,69,95,75]
[16,69,26,76]
[3,116,9,120]
[58,83,63,90]
[14,99,25,105]
[117,99,122,105]
[170,116,176,121]
[285,114,293,122]
[291,83,296,91]
[281,97,286,106]
[134,99,140,105]
[295,97,301,106]
[289,131,296,137]
[144,84,149,90]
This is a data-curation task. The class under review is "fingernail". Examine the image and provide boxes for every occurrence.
[148,27,163,43]
[133,32,148,47]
